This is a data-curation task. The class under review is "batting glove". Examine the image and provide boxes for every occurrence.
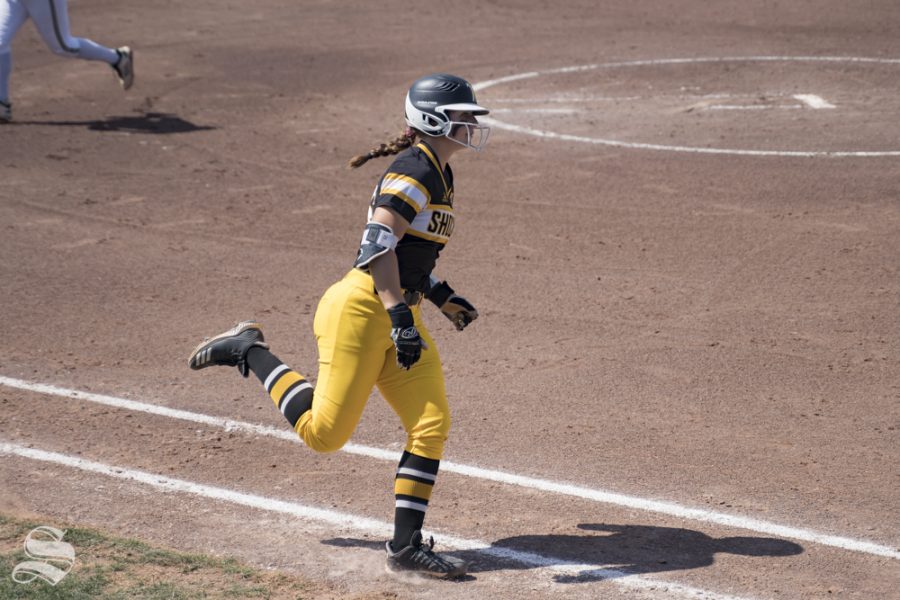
[387,303,427,369]
[426,280,479,331]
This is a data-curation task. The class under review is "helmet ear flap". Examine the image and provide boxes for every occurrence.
[423,112,447,132]
[405,92,448,135]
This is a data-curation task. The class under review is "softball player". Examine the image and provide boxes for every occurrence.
[189,73,490,579]
[0,0,134,123]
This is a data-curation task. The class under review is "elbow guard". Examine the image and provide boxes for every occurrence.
[354,221,399,269]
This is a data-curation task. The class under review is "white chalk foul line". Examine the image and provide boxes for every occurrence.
[0,440,754,600]
[1,375,897,560]
[474,56,900,157]
[792,94,836,109]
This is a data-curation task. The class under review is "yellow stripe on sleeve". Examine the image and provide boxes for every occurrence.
[382,173,431,204]
[379,188,423,214]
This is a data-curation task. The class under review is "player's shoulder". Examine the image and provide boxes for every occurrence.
[375,146,437,212]
[383,145,434,184]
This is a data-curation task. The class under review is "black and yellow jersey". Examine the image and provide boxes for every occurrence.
[366,140,456,292]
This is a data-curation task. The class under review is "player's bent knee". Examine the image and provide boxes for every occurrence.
[300,432,348,454]
[406,413,451,460]
[406,434,447,461]
[295,415,352,454]
[50,44,79,57]
[47,37,80,57]
[432,410,452,440]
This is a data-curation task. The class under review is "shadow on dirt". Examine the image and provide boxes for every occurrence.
[15,112,215,134]
[323,522,803,582]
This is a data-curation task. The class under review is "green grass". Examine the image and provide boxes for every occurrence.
[0,514,325,599]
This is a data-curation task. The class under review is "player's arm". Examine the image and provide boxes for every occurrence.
[366,206,408,309]
[425,275,479,331]
[356,206,427,369]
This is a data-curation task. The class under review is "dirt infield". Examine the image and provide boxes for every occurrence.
[1,1,899,598]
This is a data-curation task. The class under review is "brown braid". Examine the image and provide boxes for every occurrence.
[348,127,418,168]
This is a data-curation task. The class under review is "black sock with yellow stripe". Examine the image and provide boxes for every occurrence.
[246,347,313,428]
[392,451,439,550]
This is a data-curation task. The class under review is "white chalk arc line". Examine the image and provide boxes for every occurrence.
[706,105,802,111]
[0,375,897,560]
[0,440,755,600]
[492,107,578,114]
[474,56,900,157]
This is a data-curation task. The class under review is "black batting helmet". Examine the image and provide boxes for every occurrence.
[404,73,490,137]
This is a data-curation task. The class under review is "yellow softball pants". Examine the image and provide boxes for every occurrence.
[295,268,450,460]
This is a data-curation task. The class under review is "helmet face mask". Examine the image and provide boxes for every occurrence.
[405,74,491,152]
[445,115,491,152]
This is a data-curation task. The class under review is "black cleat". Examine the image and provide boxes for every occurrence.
[385,530,467,579]
[188,321,268,377]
